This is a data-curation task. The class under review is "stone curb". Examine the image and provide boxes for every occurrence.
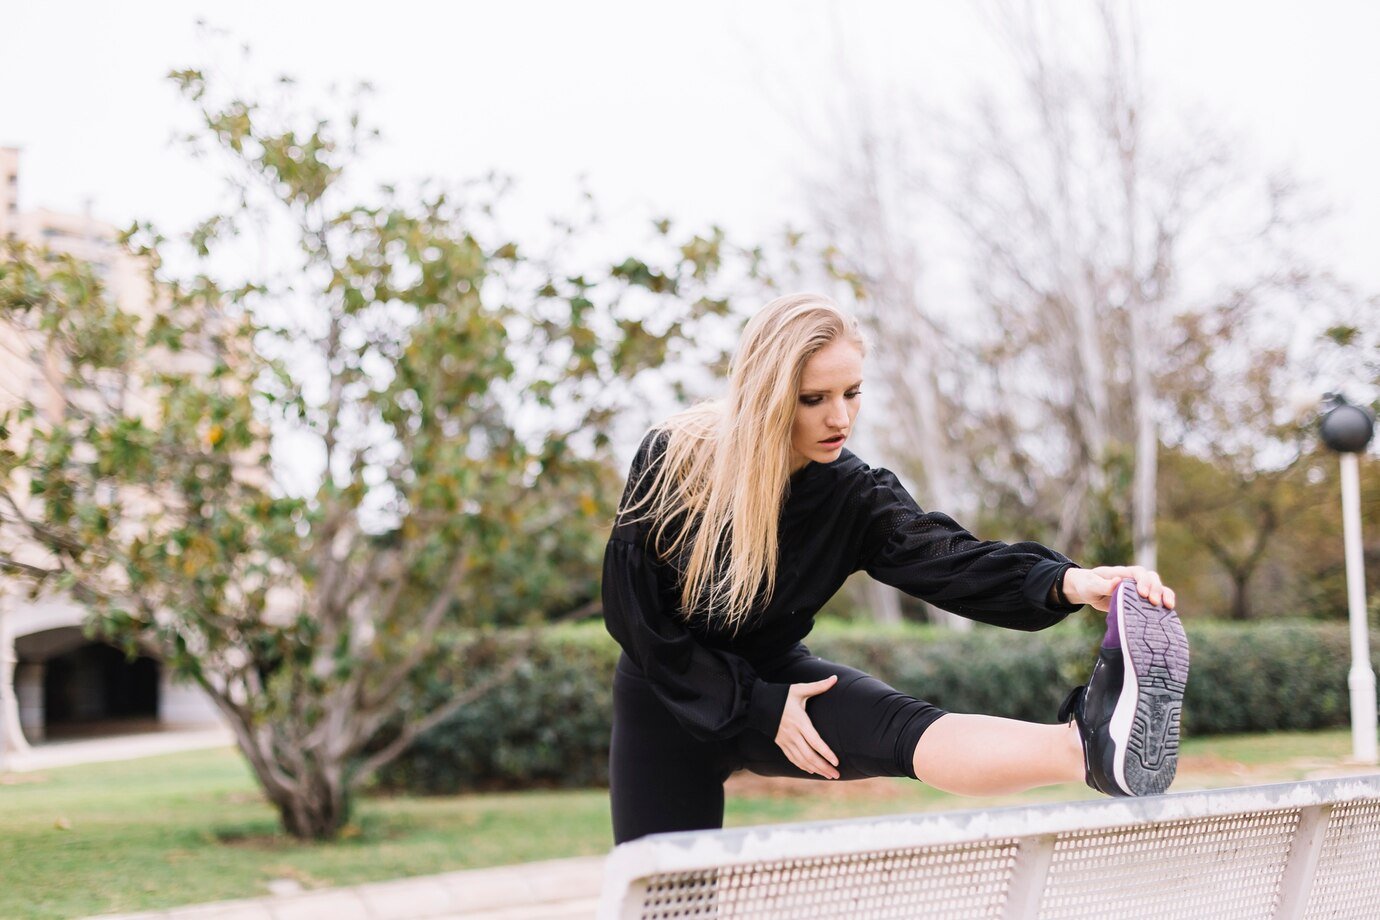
[85,854,606,920]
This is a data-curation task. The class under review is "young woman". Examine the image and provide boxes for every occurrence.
[603,293,1189,845]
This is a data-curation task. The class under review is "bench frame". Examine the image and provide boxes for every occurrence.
[599,774,1380,919]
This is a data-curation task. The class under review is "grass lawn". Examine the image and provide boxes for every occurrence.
[1,727,1372,918]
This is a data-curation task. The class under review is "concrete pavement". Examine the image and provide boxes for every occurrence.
[3,724,236,772]
[86,855,606,920]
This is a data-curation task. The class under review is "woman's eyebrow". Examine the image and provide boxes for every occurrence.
[799,379,864,396]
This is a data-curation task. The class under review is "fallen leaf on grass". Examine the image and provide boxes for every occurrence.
[261,863,328,890]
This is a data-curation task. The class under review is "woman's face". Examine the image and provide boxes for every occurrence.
[789,339,863,473]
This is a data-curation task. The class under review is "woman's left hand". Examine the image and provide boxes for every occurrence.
[1063,565,1176,612]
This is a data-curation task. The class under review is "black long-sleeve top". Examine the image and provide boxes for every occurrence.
[602,429,1082,743]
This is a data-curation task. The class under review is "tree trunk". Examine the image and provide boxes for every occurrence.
[198,678,355,841]
[265,775,349,840]
[1109,3,1158,571]
[1230,572,1250,621]
[1132,391,1158,570]
[235,735,353,839]
[861,577,903,625]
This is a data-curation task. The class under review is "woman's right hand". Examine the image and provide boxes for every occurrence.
[774,674,840,779]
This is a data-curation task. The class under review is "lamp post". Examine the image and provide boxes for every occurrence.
[1319,392,1377,765]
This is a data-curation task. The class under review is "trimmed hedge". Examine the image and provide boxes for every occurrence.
[368,625,619,795]
[368,617,1378,795]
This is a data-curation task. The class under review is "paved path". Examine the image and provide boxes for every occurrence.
[2,725,236,772]
[85,855,606,920]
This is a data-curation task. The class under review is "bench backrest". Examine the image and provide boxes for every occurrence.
[599,775,1380,919]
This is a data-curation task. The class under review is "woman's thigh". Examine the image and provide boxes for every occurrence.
[734,648,947,781]
[609,659,739,844]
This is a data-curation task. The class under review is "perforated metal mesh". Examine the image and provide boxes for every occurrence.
[1040,809,1299,919]
[607,782,1380,920]
[1304,799,1380,919]
[637,840,1021,919]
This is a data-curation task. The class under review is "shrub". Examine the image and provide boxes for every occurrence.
[1181,621,1356,733]
[369,624,619,795]
[369,617,1377,794]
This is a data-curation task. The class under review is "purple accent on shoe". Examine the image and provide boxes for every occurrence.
[1101,582,1123,650]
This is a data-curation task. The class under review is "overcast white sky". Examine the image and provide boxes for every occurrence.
[4,0,1379,288]
[4,1,1379,486]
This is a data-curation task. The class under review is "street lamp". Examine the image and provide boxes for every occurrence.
[1319,392,1377,765]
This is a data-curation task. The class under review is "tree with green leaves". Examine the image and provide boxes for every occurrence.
[0,69,760,839]
[1157,311,1380,620]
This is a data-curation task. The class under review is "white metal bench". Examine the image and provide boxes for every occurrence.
[599,775,1380,919]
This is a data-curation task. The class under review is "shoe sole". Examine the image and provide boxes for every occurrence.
[1108,580,1189,795]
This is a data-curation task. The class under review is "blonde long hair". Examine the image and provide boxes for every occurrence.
[619,293,868,635]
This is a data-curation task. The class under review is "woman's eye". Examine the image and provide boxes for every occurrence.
[800,391,861,405]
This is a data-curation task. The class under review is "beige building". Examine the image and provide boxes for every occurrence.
[1,146,224,766]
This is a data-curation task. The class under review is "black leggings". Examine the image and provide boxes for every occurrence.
[609,642,948,844]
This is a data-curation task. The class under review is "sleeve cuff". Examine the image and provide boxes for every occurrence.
[746,678,791,737]
[1024,559,1083,614]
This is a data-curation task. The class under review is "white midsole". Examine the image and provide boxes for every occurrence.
[1108,580,1138,794]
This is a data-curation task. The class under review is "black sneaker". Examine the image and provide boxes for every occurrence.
[1059,652,1126,796]
[1061,579,1189,796]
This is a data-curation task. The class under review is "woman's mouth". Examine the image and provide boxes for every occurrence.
[819,434,846,446]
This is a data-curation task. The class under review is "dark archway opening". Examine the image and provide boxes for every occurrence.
[43,643,160,738]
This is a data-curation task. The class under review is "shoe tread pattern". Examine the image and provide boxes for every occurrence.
[1122,589,1189,796]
